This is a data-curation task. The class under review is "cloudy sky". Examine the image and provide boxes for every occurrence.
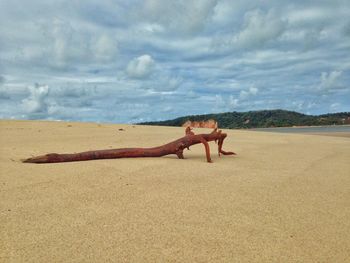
[0,0,349,123]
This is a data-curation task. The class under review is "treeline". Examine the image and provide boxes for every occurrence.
[138,110,350,129]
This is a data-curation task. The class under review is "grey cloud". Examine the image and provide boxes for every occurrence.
[0,76,4,85]
[0,76,10,99]
[343,21,350,37]
[0,92,10,100]
[145,75,183,92]
[50,84,96,98]
[319,71,344,92]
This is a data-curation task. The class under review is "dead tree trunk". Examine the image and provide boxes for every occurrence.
[23,127,235,164]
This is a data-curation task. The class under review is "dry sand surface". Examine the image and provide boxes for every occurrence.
[1,120,350,263]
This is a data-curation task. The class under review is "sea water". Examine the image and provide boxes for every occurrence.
[251,125,350,133]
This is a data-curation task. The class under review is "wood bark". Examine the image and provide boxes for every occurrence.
[23,127,236,164]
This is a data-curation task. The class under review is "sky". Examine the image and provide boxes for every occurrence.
[0,0,349,123]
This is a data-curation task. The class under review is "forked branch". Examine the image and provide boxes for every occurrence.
[23,127,236,164]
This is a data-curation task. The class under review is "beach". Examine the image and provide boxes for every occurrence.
[1,120,350,262]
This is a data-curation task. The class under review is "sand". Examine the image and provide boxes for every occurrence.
[1,120,349,263]
[308,132,350,138]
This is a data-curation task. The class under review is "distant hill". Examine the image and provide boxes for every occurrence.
[138,110,350,129]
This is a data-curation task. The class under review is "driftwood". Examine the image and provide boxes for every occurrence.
[23,127,236,164]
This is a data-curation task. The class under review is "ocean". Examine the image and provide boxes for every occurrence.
[250,125,350,134]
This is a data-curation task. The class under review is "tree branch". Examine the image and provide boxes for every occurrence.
[23,127,236,164]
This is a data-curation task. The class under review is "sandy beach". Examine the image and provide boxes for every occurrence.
[1,120,349,262]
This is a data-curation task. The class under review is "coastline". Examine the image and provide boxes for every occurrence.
[307,132,350,138]
[250,124,350,137]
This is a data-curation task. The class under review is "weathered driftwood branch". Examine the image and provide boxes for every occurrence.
[23,127,236,164]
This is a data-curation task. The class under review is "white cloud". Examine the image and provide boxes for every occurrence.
[46,18,119,68]
[148,75,182,91]
[126,54,155,78]
[229,95,239,108]
[50,18,76,68]
[287,8,329,26]
[212,0,237,25]
[21,84,49,114]
[240,86,259,99]
[234,9,287,49]
[93,34,118,62]
[142,0,218,34]
[213,94,226,111]
[330,102,341,112]
[135,23,165,34]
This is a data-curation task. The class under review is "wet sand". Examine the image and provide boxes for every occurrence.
[1,120,350,262]
[309,132,350,138]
